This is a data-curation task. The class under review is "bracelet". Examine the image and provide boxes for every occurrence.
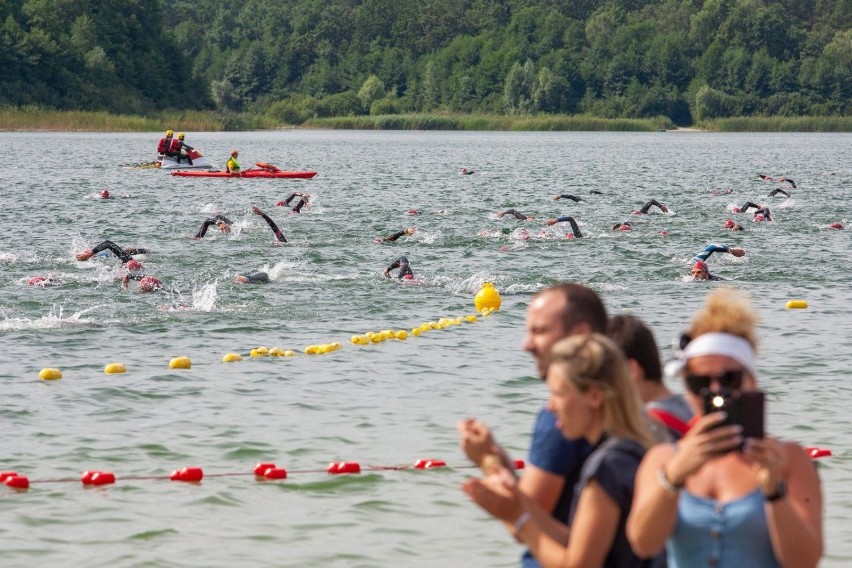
[657,466,684,494]
[512,511,532,541]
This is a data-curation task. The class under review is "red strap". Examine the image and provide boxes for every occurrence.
[648,408,691,437]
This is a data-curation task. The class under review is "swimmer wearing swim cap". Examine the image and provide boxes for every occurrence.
[632,199,669,215]
[379,227,416,242]
[543,216,582,238]
[383,256,413,279]
[195,214,233,239]
[274,192,310,213]
[235,271,270,284]
[76,240,150,263]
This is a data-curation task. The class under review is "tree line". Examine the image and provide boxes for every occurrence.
[3,0,851,126]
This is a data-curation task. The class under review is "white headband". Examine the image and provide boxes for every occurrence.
[682,332,756,377]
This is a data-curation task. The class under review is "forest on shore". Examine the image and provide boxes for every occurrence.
[3,0,852,129]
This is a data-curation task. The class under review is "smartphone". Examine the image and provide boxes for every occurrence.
[703,389,765,446]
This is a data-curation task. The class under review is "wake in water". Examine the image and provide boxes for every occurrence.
[0,303,103,331]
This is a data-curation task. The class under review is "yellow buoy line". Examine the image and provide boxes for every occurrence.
[39,300,501,377]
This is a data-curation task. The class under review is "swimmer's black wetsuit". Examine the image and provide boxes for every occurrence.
[738,201,761,212]
[500,209,529,220]
[385,256,413,278]
[256,210,287,242]
[780,177,797,188]
[768,188,791,198]
[91,240,149,263]
[290,197,308,213]
[589,190,604,195]
[556,194,582,202]
[195,214,233,239]
[754,207,772,220]
[757,174,772,181]
[383,229,409,242]
[239,271,270,283]
[554,216,583,238]
[639,199,667,214]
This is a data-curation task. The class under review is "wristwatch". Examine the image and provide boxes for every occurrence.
[765,480,788,502]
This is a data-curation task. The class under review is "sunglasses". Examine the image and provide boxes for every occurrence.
[685,369,744,395]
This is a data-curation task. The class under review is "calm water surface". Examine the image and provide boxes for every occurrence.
[1,130,850,567]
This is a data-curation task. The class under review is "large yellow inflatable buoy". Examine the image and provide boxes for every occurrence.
[104,363,127,374]
[169,356,192,369]
[39,368,62,380]
[785,300,808,310]
[474,282,502,313]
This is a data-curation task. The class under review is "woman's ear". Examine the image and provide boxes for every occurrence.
[586,386,605,410]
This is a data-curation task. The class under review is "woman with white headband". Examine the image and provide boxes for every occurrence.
[627,289,823,567]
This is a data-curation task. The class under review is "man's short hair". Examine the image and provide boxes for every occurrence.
[538,282,608,334]
[606,314,663,382]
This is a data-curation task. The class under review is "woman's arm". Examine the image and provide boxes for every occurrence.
[751,440,823,567]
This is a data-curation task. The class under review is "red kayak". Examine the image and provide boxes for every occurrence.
[171,168,316,179]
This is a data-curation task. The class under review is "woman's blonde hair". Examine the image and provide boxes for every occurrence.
[549,333,656,448]
[687,288,759,351]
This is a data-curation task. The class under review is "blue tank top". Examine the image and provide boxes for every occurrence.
[668,489,780,567]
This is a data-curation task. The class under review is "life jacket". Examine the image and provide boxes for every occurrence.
[168,138,182,153]
[157,136,172,153]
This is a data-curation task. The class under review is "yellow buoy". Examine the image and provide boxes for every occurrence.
[785,300,809,309]
[222,353,243,363]
[474,282,502,312]
[411,327,422,336]
[465,314,478,323]
[268,347,285,356]
[395,330,408,340]
[39,368,62,380]
[104,363,127,374]
[169,356,192,369]
[305,345,320,355]
[283,350,297,357]
[250,346,268,357]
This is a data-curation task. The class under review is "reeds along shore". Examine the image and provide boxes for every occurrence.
[3,106,852,132]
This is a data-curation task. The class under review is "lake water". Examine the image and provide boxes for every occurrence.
[1,130,850,567]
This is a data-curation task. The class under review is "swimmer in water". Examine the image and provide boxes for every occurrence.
[757,173,772,181]
[496,208,534,220]
[276,192,310,213]
[552,194,583,202]
[251,205,287,243]
[75,240,150,263]
[383,256,414,280]
[378,227,416,242]
[194,214,232,239]
[723,219,744,231]
[613,221,632,231]
[234,271,270,284]
[768,187,791,198]
[732,201,762,214]
[777,176,797,188]
[543,216,583,238]
[690,260,723,281]
[753,207,772,221]
[632,199,669,214]
[589,190,604,195]
[460,167,475,175]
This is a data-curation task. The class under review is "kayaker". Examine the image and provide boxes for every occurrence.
[226,150,241,174]
[251,205,287,243]
[383,256,413,279]
[76,240,150,263]
[194,214,232,239]
[174,132,194,165]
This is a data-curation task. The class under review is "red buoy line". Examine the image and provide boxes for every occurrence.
[0,458,528,491]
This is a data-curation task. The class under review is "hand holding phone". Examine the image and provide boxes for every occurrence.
[703,389,765,449]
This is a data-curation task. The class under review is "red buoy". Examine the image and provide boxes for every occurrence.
[513,459,526,470]
[327,462,361,474]
[807,447,832,459]
[413,459,447,469]
[5,476,29,489]
[254,462,277,476]
[263,468,288,480]
[0,471,19,482]
[170,467,203,482]
[82,471,116,486]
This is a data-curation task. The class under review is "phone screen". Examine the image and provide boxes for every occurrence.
[703,390,765,441]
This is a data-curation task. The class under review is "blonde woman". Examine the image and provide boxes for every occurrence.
[462,333,661,568]
[627,289,822,567]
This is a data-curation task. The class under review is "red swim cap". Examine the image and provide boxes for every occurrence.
[275,200,285,207]
[829,222,843,230]
[405,209,418,215]
[127,260,143,271]
[693,261,708,272]
[565,233,575,240]
[27,276,47,286]
[732,207,741,213]
[619,224,631,231]
[138,276,161,292]
[403,274,414,280]
[100,190,110,198]
[724,219,735,228]
[754,214,765,222]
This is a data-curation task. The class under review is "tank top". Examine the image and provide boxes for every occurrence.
[668,489,780,567]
